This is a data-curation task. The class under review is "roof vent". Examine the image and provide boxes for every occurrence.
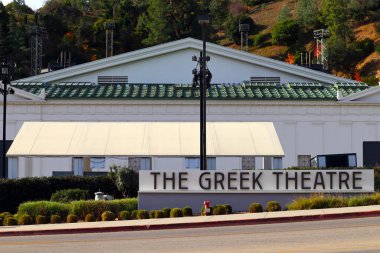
[98,76,128,85]
[251,77,280,84]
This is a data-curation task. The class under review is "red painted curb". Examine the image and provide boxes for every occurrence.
[1,210,380,237]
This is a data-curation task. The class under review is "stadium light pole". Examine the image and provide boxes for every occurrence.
[199,14,209,171]
[0,58,14,178]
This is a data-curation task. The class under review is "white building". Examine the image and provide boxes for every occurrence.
[2,38,380,178]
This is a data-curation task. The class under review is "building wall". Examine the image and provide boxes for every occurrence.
[2,100,380,177]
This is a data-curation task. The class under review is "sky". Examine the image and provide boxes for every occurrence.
[1,0,45,10]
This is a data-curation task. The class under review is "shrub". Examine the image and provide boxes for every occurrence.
[118,211,130,220]
[149,210,157,219]
[70,198,137,220]
[36,215,47,224]
[170,208,183,218]
[155,210,165,219]
[0,218,2,226]
[249,203,263,213]
[18,201,70,219]
[223,204,233,214]
[225,14,255,44]
[182,206,193,217]
[272,19,299,45]
[266,201,281,212]
[131,210,138,219]
[162,208,171,218]
[201,206,213,216]
[67,214,78,223]
[50,215,62,224]
[0,175,122,213]
[101,211,115,221]
[136,210,150,219]
[348,195,378,207]
[3,217,18,226]
[0,212,11,219]
[51,189,90,203]
[85,214,96,222]
[109,166,139,198]
[18,214,33,225]
[213,205,227,215]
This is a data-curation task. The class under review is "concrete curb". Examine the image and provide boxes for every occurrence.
[1,210,380,237]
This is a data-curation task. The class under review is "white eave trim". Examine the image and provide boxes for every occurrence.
[337,86,380,103]
[15,38,356,84]
[7,86,45,101]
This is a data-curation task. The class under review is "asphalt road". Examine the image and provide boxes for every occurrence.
[0,216,380,253]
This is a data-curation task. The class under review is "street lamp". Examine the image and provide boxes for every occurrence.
[0,58,15,178]
[192,14,212,171]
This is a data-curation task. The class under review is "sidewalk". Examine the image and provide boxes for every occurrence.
[1,205,380,237]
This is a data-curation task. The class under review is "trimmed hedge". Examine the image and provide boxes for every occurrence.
[85,214,96,222]
[118,211,130,220]
[0,176,125,213]
[170,208,183,218]
[182,206,193,217]
[3,217,18,226]
[18,214,33,225]
[67,214,78,223]
[36,215,47,224]
[50,215,62,224]
[266,201,281,212]
[136,210,150,219]
[51,189,90,203]
[213,205,227,215]
[287,194,380,210]
[18,201,70,219]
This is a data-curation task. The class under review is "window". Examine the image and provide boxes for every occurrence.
[185,157,216,170]
[348,154,357,167]
[98,76,128,85]
[73,157,84,176]
[140,158,151,170]
[298,155,311,167]
[242,156,255,170]
[185,157,199,169]
[90,157,105,170]
[8,157,18,179]
[207,157,216,170]
[128,157,151,170]
[317,156,326,168]
[272,157,283,169]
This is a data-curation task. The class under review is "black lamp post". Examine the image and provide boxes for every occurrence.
[0,58,14,178]
[192,14,212,171]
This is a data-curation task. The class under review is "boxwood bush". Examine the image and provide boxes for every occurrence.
[155,210,165,219]
[18,201,70,219]
[249,203,263,213]
[136,210,150,219]
[170,208,183,218]
[118,211,130,220]
[101,211,115,221]
[3,216,18,226]
[35,215,47,224]
[18,214,33,225]
[85,214,96,222]
[266,201,281,212]
[67,214,78,223]
[182,206,193,217]
[213,205,227,215]
[162,208,171,218]
[50,215,62,224]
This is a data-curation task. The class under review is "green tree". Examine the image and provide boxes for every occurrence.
[277,5,292,22]
[224,14,255,44]
[272,19,299,46]
[0,3,10,56]
[296,0,319,30]
[109,166,138,198]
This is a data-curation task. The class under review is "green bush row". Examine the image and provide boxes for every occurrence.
[0,176,125,213]
[287,193,380,210]
[17,198,138,221]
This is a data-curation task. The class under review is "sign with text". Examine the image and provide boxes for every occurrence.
[139,170,374,193]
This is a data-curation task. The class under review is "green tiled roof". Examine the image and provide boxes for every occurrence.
[11,82,369,101]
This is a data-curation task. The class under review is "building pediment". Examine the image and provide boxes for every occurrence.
[14,38,357,85]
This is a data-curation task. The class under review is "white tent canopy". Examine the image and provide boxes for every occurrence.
[7,122,284,157]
